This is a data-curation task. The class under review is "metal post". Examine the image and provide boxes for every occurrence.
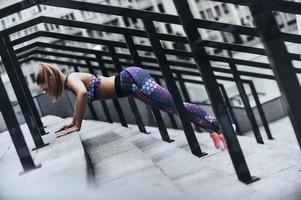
[247,81,273,140]
[143,19,206,157]
[95,54,128,127]
[247,1,301,145]
[173,0,258,183]
[107,45,148,133]
[124,33,174,142]
[219,84,242,135]
[176,72,191,102]
[230,63,264,144]
[176,72,203,133]
[0,76,40,173]
[0,33,48,150]
[2,33,49,136]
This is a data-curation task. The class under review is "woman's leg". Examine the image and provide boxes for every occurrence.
[120,67,219,131]
[119,67,227,149]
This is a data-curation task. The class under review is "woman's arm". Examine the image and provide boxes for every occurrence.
[56,75,87,137]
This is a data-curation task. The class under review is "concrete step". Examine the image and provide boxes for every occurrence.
[112,125,252,199]
[2,115,301,200]
[0,115,94,200]
[121,119,301,200]
[79,123,184,200]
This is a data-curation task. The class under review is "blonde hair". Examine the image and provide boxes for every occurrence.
[36,63,65,102]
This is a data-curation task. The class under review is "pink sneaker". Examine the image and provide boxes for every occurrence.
[219,134,228,150]
[210,132,227,151]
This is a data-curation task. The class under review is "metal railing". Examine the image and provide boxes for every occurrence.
[1,0,301,184]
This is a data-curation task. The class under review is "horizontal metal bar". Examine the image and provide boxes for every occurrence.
[0,0,38,19]
[22,52,275,80]
[11,31,128,48]
[15,45,272,78]
[12,31,274,72]
[16,43,276,80]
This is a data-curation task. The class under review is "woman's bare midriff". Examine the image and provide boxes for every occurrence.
[98,75,117,99]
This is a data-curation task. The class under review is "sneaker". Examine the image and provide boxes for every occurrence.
[219,134,228,150]
[210,132,222,149]
[210,132,227,151]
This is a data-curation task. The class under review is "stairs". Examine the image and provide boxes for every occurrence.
[79,117,301,200]
[1,115,301,200]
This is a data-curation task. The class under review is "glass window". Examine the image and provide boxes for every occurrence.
[200,11,206,19]
[214,5,221,16]
[222,3,229,14]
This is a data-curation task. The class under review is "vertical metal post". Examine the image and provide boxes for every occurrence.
[72,64,98,120]
[0,33,48,150]
[247,1,301,145]
[143,19,206,157]
[124,34,174,142]
[230,63,264,144]
[219,84,242,135]
[2,33,49,136]
[173,0,258,183]
[95,54,128,127]
[176,73,191,102]
[176,73,202,132]
[107,45,148,133]
[247,81,273,139]
[156,78,178,129]
[0,76,40,173]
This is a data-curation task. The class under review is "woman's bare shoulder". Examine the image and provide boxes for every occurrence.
[67,72,92,88]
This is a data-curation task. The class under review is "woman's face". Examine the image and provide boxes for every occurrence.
[38,82,49,94]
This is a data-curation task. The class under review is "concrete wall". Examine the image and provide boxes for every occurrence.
[0,93,289,134]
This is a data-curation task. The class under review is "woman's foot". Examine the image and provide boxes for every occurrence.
[210,132,227,151]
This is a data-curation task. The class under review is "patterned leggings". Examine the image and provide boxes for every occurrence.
[119,66,220,133]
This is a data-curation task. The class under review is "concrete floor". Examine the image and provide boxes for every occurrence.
[0,115,301,200]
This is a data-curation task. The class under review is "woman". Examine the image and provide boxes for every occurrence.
[36,63,227,150]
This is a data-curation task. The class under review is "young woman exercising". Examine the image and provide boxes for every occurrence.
[36,63,227,150]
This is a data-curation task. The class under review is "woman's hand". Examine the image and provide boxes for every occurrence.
[55,125,80,138]
[54,122,75,133]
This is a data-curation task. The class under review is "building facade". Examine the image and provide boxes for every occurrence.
[0,0,299,106]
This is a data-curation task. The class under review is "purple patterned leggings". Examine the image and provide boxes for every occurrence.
[119,66,220,132]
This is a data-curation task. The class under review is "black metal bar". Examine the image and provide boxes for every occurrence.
[151,107,175,143]
[124,33,175,141]
[0,75,40,172]
[176,73,191,102]
[219,84,242,135]
[99,100,114,123]
[173,0,258,183]
[5,16,266,58]
[0,33,48,150]
[143,19,206,157]
[107,45,148,133]
[14,41,277,81]
[11,31,277,73]
[248,0,301,149]
[95,54,128,127]
[247,81,273,140]
[229,63,264,144]
[10,30,277,72]
[4,48,49,137]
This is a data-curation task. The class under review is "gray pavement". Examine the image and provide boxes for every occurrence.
[0,115,301,200]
